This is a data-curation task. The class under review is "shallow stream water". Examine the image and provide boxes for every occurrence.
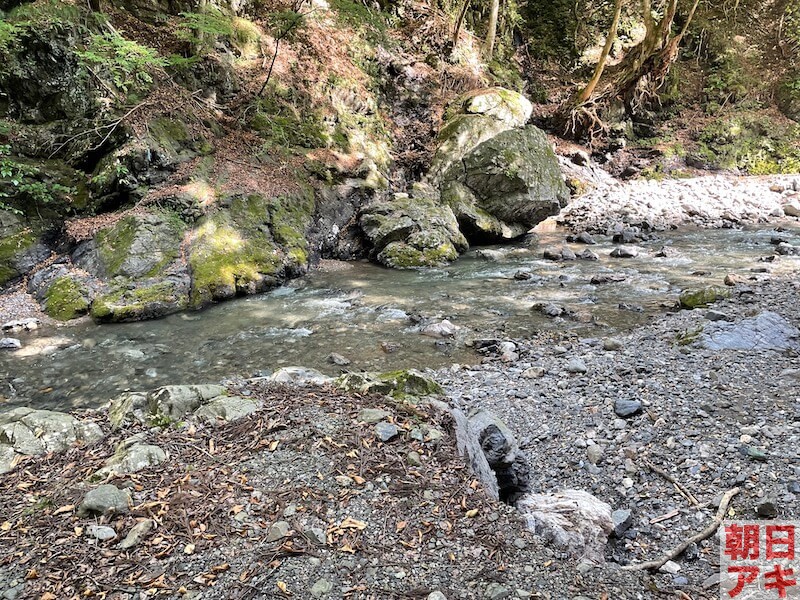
[1,225,799,412]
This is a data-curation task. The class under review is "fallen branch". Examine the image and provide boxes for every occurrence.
[622,487,740,571]
[646,460,699,506]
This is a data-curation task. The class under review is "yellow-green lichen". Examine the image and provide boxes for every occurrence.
[44,277,89,321]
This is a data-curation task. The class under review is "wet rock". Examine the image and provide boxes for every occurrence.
[543,246,575,261]
[476,249,505,262]
[78,484,131,517]
[513,270,532,280]
[269,367,333,386]
[375,422,399,442]
[517,489,613,563]
[577,249,599,261]
[1,318,39,334]
[118,519,153,550]
[612,229,639,244]
[724,274,744,286]
[327,353,351,366]
[609,247,638,258]
[614,399,642,418]
[422,319,458,338]
[591,274,626,284]
[573,231,596,245]
[533,302,564,317]
[87,525,117,541]
[0,338,21,350]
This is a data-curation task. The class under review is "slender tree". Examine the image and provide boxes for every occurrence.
[484,0,500,59]
[574,0,623,105]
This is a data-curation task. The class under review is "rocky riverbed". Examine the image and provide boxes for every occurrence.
[1,270,798,598]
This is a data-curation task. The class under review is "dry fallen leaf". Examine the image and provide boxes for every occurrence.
[465,509,479,518]
[184,543,196,555]
[396,520,407,533]
[53,504,74,516]
[277,580,291,595]
[269,440,279,451]
[0,521,11,531]
[339,517,367,530]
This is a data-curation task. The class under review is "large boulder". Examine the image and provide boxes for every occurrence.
[426,88,568,245]
[0,210,48,286]
[360,186,468,268]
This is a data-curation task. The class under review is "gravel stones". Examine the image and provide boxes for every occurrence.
[613,399,642,418]
[374,421,399,442]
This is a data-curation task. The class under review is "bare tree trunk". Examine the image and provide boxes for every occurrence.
[574,0,623,105]
[452,0,471,47]
[484,0,499,60]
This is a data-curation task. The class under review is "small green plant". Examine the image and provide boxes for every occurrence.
[0,21,21,57]
[176,10,234,55]
[75,32,166,94]
[0,145,75,209]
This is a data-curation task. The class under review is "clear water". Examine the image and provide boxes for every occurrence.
[1,225,798,412]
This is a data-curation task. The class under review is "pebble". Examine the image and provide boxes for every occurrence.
[311,578,334,598]
[603,338,622,351]
[427,593,447,600]
[375,421,399,442]
[522,366,545,378]
[266,521,291,542]
[407,451,422,466]
[485,583,511,599]
[614,399,643,418]
[611,509,633,537]
[659,560,681,574]
[304,527,326,546]
[87,525,117,541]
[587,444,603,465]
[757,500,778,518]
[566,358,588,374]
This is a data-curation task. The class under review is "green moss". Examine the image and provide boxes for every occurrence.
[91,281,187,323]
[95,216,137,277]
[377,241,458,269]
[335,369,442,398]
[0,228,36,285]
[678,286,730,309]
[44,277,89,321]
[676,326,705,346]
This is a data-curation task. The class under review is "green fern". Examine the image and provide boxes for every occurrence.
[75,32,166,95]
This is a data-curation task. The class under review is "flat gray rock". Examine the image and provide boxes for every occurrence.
[701,311,800,351]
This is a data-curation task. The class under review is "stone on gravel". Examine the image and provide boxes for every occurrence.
[193,396,260,423]
[79,484,131,516]
[603,338,622,351]
[269,367,333,386]
[783,200,800,217]
[586,444,603,465]
[375,421,399,442]
[705,309,732,322]
[659,560,681,574]
[566,358,588,374]
[0,338,21,350]
[311,578,335,598]
[611,509,633,537]
[87,525,117,541]
[267,521,291,542]
[304,527,326,546]
[118,519,153,550]
[517,489,613,563]
[757,501,778,518]
[614,399,643,418]
[485,583,511,599]
[701,311,799,351]
[359,408,391,424]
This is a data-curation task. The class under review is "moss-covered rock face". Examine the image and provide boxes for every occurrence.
[90,278,190,323]
[461,127,570,228]
[441,180,528,244]
[679,286,730,309]
[93,213,184,279]
[43,276,90,321]
[335,369,442,399]
[0,210,46,286]
[360,186,468,269]
[188,190,314,308]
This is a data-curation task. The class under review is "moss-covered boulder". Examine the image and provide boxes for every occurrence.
[679,286,730,309]
[442,180,528,243]
[0,210,47,286]
[188,190,314,307]
[335,369,443,399]
[89,213,184,279]
[460,127,570,228]
[360,186,467,268]
[90,277,190,323]
[44,276,91,321]
[448,88,533,128]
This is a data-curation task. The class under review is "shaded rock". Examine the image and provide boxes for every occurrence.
[533,302,564,317]
[375,421,399,442]
[87,525,117,541]
[452,408,529,503]
[194,396,260,423]
[93,436,167,479]
[614,399,642,418]
[0,408,102,473]
[266,521,291,542]
[78,484,131,517]
[591,274,626,284]
[578,249,599,261]
[611,509,633,537]
[147,384,228,422]
[358,408,391,424]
